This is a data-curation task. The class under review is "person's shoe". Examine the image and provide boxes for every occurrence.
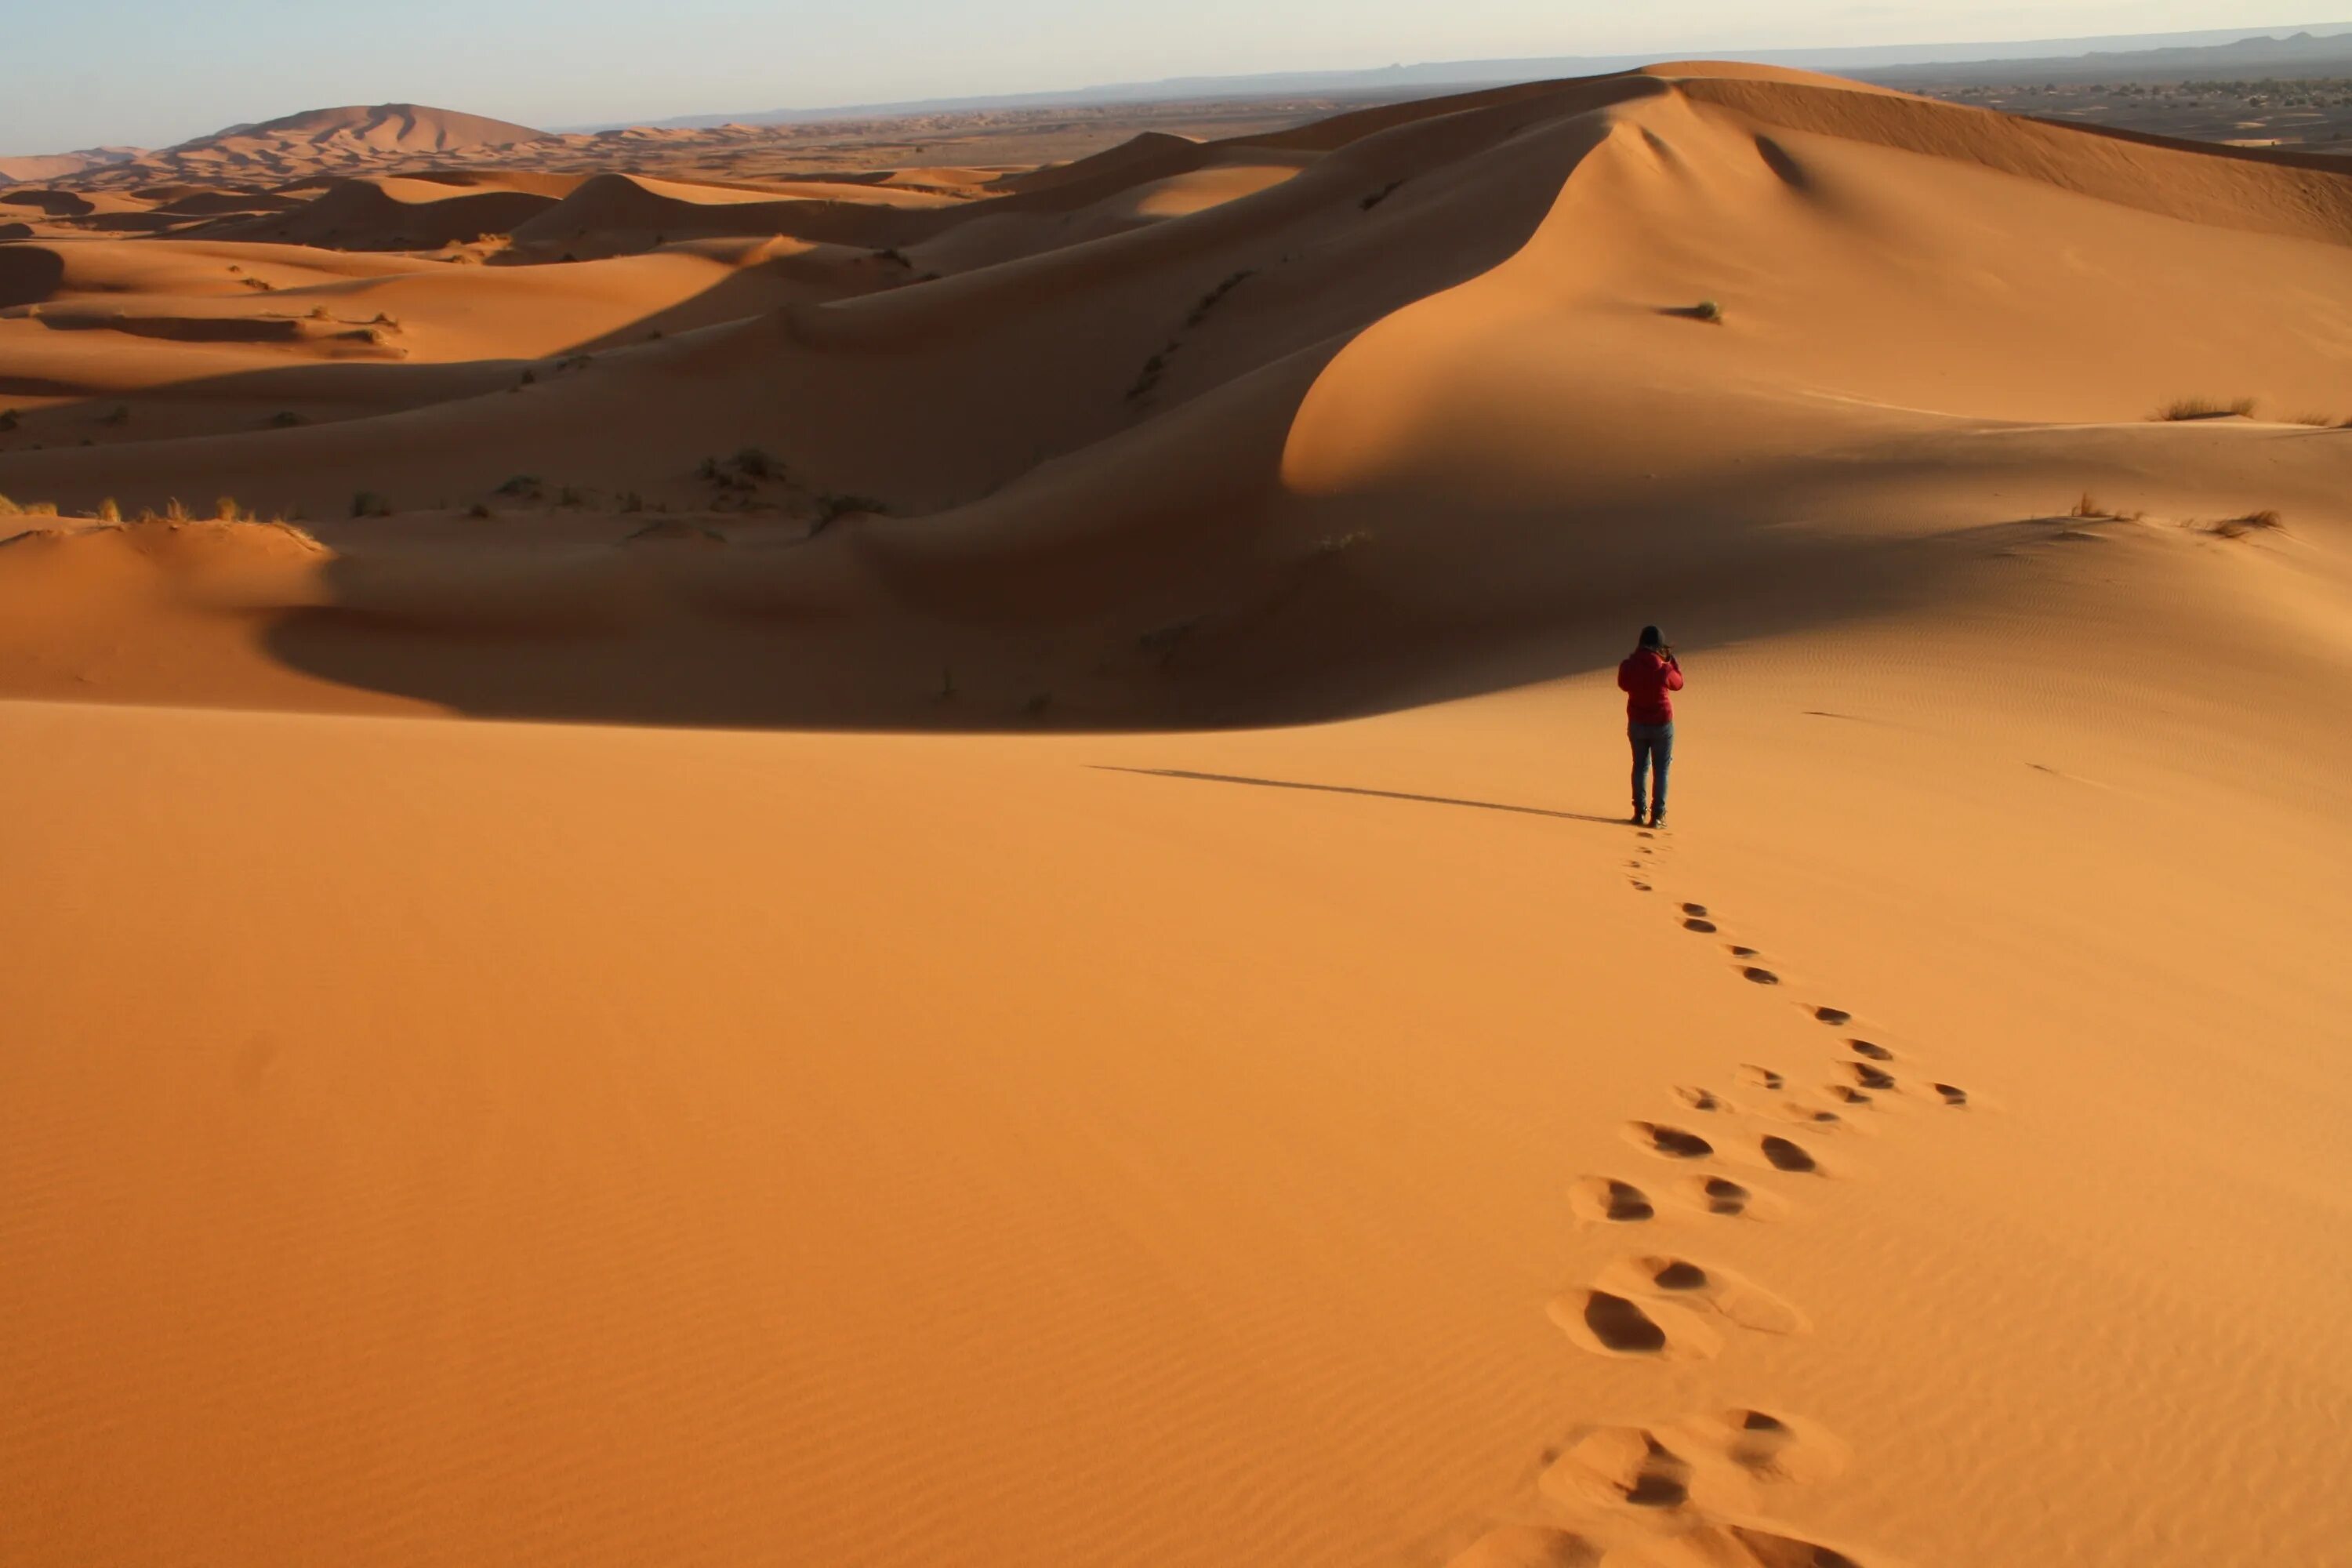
[1647,811,1667,830]
[1629,807,1647,825]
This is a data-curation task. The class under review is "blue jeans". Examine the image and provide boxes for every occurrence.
[1629,722,1674,817]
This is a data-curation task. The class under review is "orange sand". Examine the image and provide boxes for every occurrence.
[2,64,2350,1568]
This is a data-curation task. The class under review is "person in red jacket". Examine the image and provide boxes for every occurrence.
[1617,625,1683,827]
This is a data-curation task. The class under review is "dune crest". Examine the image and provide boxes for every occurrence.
[2,59,2350,1568]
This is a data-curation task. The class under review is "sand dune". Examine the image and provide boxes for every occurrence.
[2,61,2349,1568]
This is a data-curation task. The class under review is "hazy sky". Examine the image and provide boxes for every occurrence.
[1,2,2329,154]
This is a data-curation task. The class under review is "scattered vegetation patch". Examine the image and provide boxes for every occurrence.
[307,305,332,321]
[239,275,274,292]
[1359,180,1404,211]
[495,474,543,499]
[732,446,780,481]
[350,490,391,518]
[2154,396,2256,421]
[1185,269,1256,329]
[556,485,587,509]
[2206,509,2283,539]
[96,498,122,522]
[1126,343,1177,402]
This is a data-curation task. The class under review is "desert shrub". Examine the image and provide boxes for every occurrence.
[371,312,398,328]
[96,497,122,521]
[495,474,542,498]
[732,446,779,480]
[162,498,190,522]
[268,410,305,428]
[466,502,493,519]
[619,490,646,514]
[557,485,586,508]
[518,368,536,387]
[351,490,390,518]
[1692,299,1724,323]
[2155,396,2256,421]
[874,246,912,267]
[1185,269,1257,329]
[2208,509,2283,538]
[2288,412,2338,426]
[2070,493,2110,518]
[307,305,331,320]
[212,495,244,521]
[1126,345,1174,402]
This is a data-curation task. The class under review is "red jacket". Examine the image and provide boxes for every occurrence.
[1617,648,1683,724]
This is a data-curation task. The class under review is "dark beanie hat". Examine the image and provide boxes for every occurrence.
[1639,625,1664,649]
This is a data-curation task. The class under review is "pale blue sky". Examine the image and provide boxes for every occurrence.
[2,1,2327,155]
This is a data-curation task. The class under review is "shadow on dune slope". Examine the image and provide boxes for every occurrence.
[3,64,2349,729]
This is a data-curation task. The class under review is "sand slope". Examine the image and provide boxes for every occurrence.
[2,62,2350,1568]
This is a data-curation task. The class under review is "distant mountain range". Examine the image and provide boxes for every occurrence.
[604,22,2352,130]
[1861,26,2352,85]
[0,105,548,189]
[8,22,2352,174]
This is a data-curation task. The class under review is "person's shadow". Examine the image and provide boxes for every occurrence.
[1092,767,1631,826]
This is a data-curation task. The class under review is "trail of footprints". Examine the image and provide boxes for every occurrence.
[1447,833,1974,1568]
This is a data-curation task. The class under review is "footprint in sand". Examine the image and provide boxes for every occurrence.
[1741,967,1782,985]
[1569,1177,1656,1223]
[1846,1062,1896,1092]
[1674,1086,1726,1112]
[1632,883,1654,892]
[1933,1082,1969,1108]
[1443,1524,1599,1568]
[1592,1254,1809,1335]
[1729,945,1759,958]
[1738,1065,1784,1091]
[1811,1006,1853,1025]
[1608,1523,1870,1568]
[1548,1288,1722,1361]
[1847,1039,1894,1062]
[1683,917,1719,933]
[1676,1174,1785,1220]
[1627,1122,1714,1160]
[1681,902,1709,916]
[1541,1428,1712,1514]
[1756,1133,1823,1174]
[1826,1084,1873,1107]
[1541,1408,1849,1519]
[1763,1100,1846,1131]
